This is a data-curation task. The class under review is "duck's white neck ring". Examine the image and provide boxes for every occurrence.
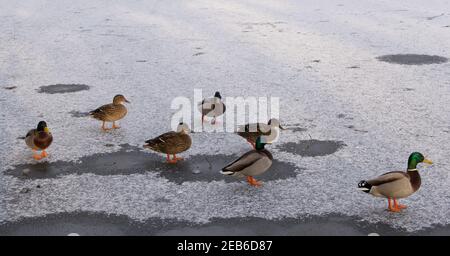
[407,168,418,172]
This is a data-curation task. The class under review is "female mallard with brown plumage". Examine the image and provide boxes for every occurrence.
[358,152,433,212]
[90,94,130,130]
[143,122,192,164]
[221,136,273,187]
[236,118,284,148]
[25,121,53,160]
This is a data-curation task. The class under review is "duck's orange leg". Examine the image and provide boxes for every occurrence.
[173,154,183,161]
[102,121,110,131]
[246,176,262,187]
[41,150,48,158]
[388,198,400,212]
[166,154,177,164]
[393,198,407,210]
[112,121,120,129]
[32,149,42,160]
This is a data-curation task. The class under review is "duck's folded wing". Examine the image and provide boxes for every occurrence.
[222,151,261,173]
[367,171,408,186]
[237,123,260,133]
[145,131,178,145]
[90,104,119,116]
[25,129,35,138]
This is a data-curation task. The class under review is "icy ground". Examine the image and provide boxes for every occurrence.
[1,0,450,233]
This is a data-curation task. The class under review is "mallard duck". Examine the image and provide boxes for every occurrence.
[90,94,130,130]
[236,118,285,148]
[221,136,273,187]
[25,121,53,160]
[143,122,192,164]
[198,91,226,125]
[358,152,433,212]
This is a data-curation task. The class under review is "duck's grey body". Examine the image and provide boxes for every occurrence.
[221,149,273,178]
[361,170,420,199]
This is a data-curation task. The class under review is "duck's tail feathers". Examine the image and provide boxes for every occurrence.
[220,169,234,175]
[358,180,372,193]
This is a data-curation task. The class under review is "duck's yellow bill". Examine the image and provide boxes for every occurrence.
[44,127,50,133]
[423,158,433,165]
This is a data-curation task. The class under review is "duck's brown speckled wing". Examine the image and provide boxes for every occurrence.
[90,103,127,121]
[145,132,192,154]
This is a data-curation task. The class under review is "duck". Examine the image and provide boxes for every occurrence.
[143,122,192,164]
[236,118,285,148]
[89,94,130,130]
[25,121,53,160]
[198,91,226,125]
[358,152,433,212]
[221,136,273,187]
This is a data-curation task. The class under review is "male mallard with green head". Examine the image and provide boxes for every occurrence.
[358,152,433,212]
[221,136,273,187]
[143,122,193,164]
[90,94,130,130]
[198,91,226,125]
[236,118,284,148]
[25,121,53,160]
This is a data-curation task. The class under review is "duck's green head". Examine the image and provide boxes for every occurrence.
[255,136,272,150]
[214,91,222,99]
[408,152,433,170]
[37,121,50,133]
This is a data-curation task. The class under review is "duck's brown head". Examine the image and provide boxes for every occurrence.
[113,94,130,105]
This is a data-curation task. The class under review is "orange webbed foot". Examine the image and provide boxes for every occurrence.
[388,207,401,213]
[247,176,262,187]
[397,204,407,209]
[33,154,42,160]
[166,154,178,164]
[41,151,48,158]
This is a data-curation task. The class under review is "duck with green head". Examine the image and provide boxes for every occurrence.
[236,118,285,148]
[25,121,53,160]
[221,136,273,187]
[358,152,433,212]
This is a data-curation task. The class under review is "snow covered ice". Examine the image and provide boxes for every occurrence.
[1,0,450,233]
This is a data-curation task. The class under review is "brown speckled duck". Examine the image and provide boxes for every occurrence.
[25,121,53,160]
[358,152,433,212]
[143,122,192,164]
[236,118,284,148]
[90,94,130,130]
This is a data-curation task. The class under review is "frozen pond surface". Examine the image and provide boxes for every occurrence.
[1,0,450,234]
